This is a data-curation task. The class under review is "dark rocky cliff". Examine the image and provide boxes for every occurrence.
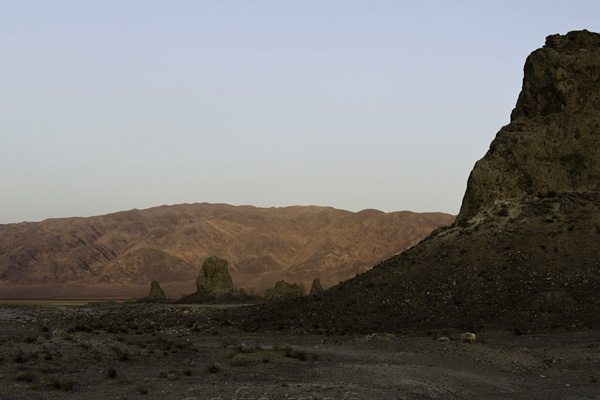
[458,30,600,225]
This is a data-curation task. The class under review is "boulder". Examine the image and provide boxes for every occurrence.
[461,332,477,344]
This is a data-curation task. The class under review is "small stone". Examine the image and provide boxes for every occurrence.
[167,373,178,381]
[461,332,477,343]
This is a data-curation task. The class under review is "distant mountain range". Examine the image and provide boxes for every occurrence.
[0,203,454,299]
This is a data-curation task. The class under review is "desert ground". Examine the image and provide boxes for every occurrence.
[0,301,599,400]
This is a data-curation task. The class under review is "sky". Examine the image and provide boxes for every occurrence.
[1,1,599,224]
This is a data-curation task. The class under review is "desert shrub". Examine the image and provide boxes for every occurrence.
[23,336,37,344]
[495,206,509,217]
[231,355,250,367]
[78,342,90,350]
[13,351,36,364]
[107,368,117,379]
[225,349,237,359]
[113,348,130,362]
[207,362,222,374]
[68,324,91,333]
[137,385,149,395]
[13,352,26,363]
[39,366,59,374]
[174,340,193,350]
[106,325,119,334]
[291,350,307,361]
[284,349,320,362]
[89,321,104,330]
[239,344,255,353]
[167,373,178,381]
[16,370,34,382]
[60,379,74,392]
[184,369,192,376]
[221,338,237,348]
[42,376,74,391]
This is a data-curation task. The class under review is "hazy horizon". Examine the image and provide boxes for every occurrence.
[2,1,599,224]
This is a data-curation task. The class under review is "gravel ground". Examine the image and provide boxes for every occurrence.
[0,303,599,399]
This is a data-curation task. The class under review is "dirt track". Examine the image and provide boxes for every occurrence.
[0,303,599,399]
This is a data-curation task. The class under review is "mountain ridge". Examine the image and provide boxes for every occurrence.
[0,202,454,298]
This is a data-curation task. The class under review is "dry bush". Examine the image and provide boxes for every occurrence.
[15,370,34,382]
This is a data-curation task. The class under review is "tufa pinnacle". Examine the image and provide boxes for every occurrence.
[457,30,600,225]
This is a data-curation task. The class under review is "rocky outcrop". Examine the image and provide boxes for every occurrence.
[458,30,600,225]
[177,256,262,304]
[262,280,306,300]
[136,280,170,303]
[148,280,166,299]
[310,278,323,295]
[226,31,600,333]
[196,256,235,292]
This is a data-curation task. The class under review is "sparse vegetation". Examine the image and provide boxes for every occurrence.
[113,348,131,362]
[42,376,74,392]
[15,370,34,382]
[231,355,250,367]
[207,361,222,374]
[137,385,149,395]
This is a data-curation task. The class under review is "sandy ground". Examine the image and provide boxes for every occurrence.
[0,302,599,400]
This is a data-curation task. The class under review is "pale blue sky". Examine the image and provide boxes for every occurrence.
[1,1,599,223]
